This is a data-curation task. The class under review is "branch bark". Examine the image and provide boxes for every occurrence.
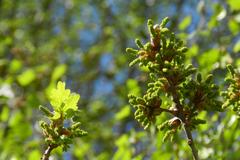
[41,145,56,160]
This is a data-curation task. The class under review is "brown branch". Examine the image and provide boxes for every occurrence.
[41,144,57,160]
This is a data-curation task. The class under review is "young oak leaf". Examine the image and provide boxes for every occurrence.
[49,81,79,114]
[39,81,86,157]
[50,81,71,112]
[63,93,80,112]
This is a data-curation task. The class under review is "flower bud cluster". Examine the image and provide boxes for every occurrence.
[127,18,222,141]
[222,65,240,117]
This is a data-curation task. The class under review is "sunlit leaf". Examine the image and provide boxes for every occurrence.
[17,69,36,86]
[228,19,239,35]
[113,135,131,160]
[179,16,192,30]
[186,44,198,58]
[50,81,71,111]
[217,9,226,21]
[233,40,240,53]
[0,106,9,122]
[51,64,67,81]
[127,79,140,96]
[198,49,219,73]
[49,81,80,114]
[115,105,131,120]
[63,93,80,112]
[9,59,22,73]
[227,0,240,11]
[28,150,41,160]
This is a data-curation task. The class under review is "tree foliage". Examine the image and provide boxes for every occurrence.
[0,0,239,159]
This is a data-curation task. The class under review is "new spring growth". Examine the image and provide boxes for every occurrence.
[222,64,240,117]
[126,17,222,142]
[39,81,87,159]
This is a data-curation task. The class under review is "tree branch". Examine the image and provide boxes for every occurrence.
[41,144,57,160]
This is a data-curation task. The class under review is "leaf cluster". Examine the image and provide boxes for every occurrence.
[39,81,87,152]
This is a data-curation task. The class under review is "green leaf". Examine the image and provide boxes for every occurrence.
[227,0,240,11]
[179,16,192,30]
[228,19,239,35]
[28,150,41,160]
[51,64,67,81]
[127,79,140,96]
[186,45,198,58]
[17,69,36,86]
[9,59,22,73]
[115,105,131,120]
[236,59,240,67]
[0,106,9,122]
[217,9,226,21]
[198,48,219,73]
[66,108,75,119]
[49,81,80,113]
[39,105,54,117]
[233,40,240,53]
[113,135,132,160]
[50,81,71,111]
[63,93,80,112]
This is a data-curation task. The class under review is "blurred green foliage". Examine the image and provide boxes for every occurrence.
[0,0,239,159]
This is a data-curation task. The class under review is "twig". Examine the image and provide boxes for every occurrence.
[161,108,176,114]
[183,124,199,160]
[154,107,176,115]
[169,85,199,160]
[41,144,57,160]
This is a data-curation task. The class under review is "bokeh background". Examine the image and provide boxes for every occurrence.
[0,0,239,159]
